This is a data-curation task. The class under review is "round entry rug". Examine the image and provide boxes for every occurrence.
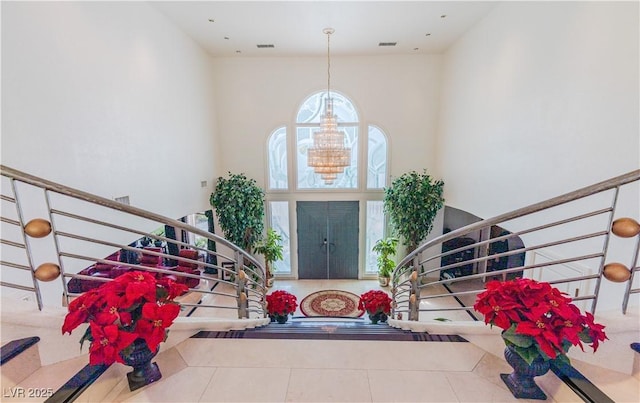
[300,290,365,318]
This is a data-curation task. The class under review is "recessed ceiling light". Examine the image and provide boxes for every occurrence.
[208,19,215,23]
[440,14,447,18]
[378,42,397,47]
[257,44,275,48]
[425,33,431,37]
[413,48,419,51]
[224,36,230,40]
[236,50,241,54]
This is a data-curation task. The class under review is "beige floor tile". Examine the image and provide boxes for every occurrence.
[286,368,372,402]
[445,371,548,403]
[5,355,88,402]
[199,367,290,402]
[368,369,458,402]
[120,367,217,403]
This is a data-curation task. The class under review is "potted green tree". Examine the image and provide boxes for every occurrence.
[372,237,398,287]
[383,170,445,253]
[210,172,265,252]
[254,229,284,287]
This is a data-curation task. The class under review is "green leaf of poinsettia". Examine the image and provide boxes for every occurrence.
[553,353,571,367]
[502,325,534,348]
[517,346,542,366]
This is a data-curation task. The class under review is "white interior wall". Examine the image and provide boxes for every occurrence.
[438,1,639,216]
[437,2,639,311]
[1,2,220,220]
[211,55,442,186]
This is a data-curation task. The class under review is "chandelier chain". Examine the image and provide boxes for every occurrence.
[327,29,331,99]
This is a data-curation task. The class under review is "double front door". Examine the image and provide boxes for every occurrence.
[297,201,359,279]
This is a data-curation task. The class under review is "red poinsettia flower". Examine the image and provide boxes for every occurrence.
[62,289,102,334]
[96,292,133,327]
[581,312,608,352]
[358,290,392,315]
[63,270,186,366]
[134,302,181,352]
[88,322,138,365]
[266,290,298,316]
[474,278,607,365]
[114,271,157,305]
[157,278,189,300]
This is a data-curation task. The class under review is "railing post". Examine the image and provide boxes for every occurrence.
[235,251,248,319]
[408,256,420,321]
[478,227,491,281]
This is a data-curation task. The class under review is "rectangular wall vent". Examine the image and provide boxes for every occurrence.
[256,44,275,48]
[378,42,397,47]
[114,196,130,205]
[200,180,208,188]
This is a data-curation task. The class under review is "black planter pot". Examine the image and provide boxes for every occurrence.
[501,345,550,400]
[368,311,388,324]
[120,338,162,391]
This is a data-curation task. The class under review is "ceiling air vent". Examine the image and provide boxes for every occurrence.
[378,42,397,47]
[256,44,275,48]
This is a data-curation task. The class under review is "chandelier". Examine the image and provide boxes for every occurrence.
[307,28,351,185]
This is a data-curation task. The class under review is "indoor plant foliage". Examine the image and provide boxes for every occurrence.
[266,290,298,323]
[254,228,284,286]
[210,172,265,251]
[383,170,445,252]
[358,290,392,324]
[372,237,398,286]
[62,271,188,366]
[474,278,607,366]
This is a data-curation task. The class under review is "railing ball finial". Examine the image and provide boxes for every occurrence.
[34,263,60,281]
[24,218,52,238]
[603,262,631,282]
[611,217,640,238]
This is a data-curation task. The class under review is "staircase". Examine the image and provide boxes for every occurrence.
[1,166,639,402]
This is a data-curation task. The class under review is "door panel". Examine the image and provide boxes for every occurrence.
[327,201,359,279]
[297,202,328,279]
[297,201,359,279]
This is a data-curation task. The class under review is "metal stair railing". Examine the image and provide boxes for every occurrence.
[0,165,267,319]
[391,170,640,321]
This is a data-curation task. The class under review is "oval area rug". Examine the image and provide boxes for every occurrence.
[300,290,365,318]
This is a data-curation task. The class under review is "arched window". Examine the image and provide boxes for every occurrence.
[367,125,388,189]
[267,127,288,190]
[296,92,358,189]
[265,90,390,278]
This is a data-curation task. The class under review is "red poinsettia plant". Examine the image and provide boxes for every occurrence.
[266,290,298,317]
[62,271,188,366]
[358,290,392,315]
[474,278,607,365]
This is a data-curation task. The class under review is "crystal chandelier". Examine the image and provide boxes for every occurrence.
[307,28,351,185]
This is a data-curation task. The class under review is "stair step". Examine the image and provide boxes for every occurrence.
[192,320,468,342]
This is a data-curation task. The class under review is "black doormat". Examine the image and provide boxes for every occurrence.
[191,321,467,342]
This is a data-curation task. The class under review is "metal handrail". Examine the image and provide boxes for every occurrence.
[0,165,267,318]
[391,169,640,321]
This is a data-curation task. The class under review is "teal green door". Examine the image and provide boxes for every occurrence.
[297,201,359,279]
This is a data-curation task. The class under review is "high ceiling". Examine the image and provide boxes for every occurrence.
[151,1,498,57]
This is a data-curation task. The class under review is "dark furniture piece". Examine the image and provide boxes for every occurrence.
[440,237,476,280]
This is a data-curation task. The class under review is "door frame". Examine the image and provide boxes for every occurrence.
[266,192,384,280]
[296,201,359,279]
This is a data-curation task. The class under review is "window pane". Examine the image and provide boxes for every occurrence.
[296,126,358,189]
[367,126,387,189]
[269,201,291,274]
[365,201,385,274]
[268,127,288,189]
[297,92,358,124]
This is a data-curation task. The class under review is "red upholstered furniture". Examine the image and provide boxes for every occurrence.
[67,262,132,293]
[172,249,200,288]
[139,247,162,268]
[67,248,201,293]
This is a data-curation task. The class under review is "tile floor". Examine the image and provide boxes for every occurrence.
[3,280,639,402]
